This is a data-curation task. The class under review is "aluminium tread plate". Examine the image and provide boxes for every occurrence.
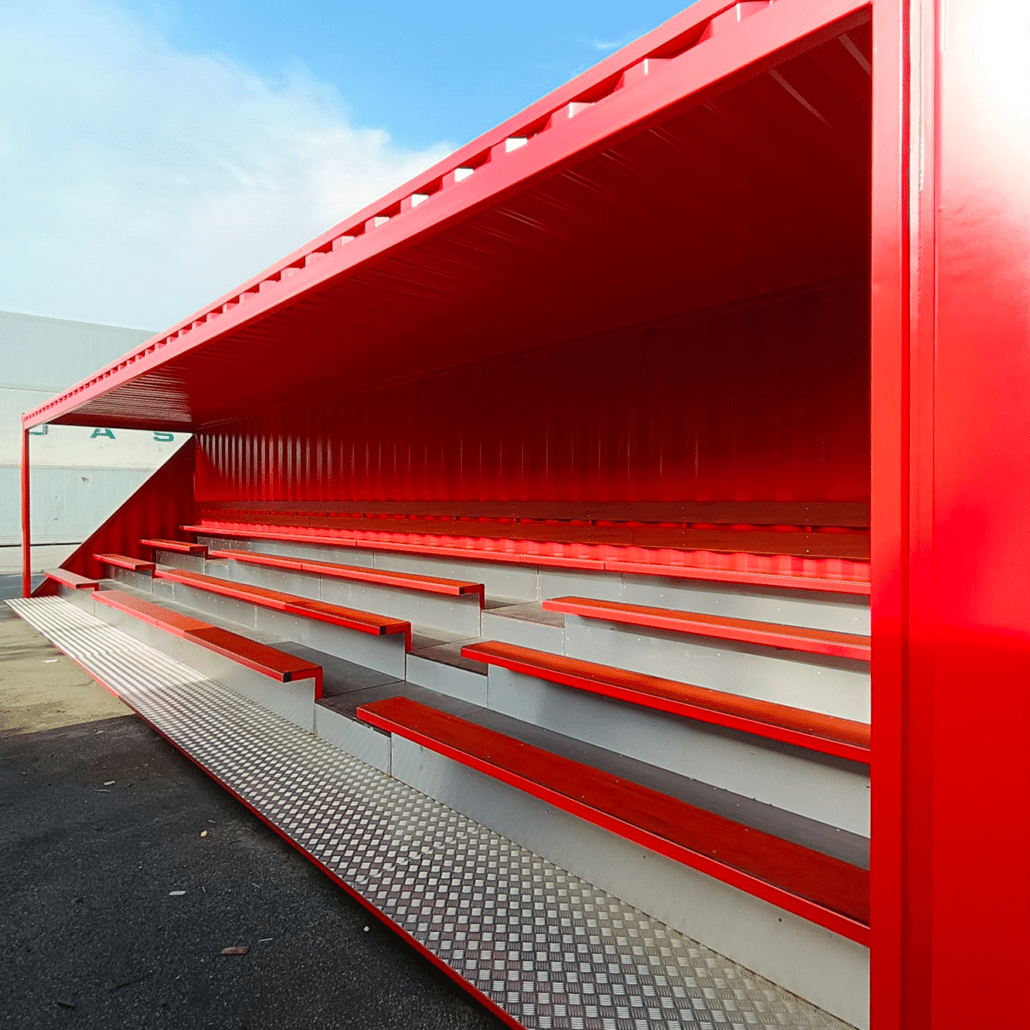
[6,595,852,1030]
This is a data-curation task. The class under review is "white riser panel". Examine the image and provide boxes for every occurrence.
[314,704,392,772]
[370,549,539,602]
[563,617,870,723]
[486,666,870,836]
[390,736,869,1030]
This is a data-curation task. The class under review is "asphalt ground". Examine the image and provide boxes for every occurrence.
[0,598,505,1030]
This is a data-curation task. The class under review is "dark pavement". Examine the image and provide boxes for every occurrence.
[0,604,505,1030]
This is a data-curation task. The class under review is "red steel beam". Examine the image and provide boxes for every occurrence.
[20,428,30,598]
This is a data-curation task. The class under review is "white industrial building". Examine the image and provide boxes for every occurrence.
[0,310,187,572]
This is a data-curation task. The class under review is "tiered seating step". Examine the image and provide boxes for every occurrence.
[543,596,871,661]
[94,589,322,694]
[141,538,208,556]
[152,566,412,648]
[94,553,156,574]
[357,695,869,943]
[462,640,870,762]
[44,569,100,590]
[210,547,485,605]
[183,523,870,593]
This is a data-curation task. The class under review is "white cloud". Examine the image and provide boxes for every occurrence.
[0,0,452,331]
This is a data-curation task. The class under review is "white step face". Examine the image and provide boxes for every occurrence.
[563,616,870,723]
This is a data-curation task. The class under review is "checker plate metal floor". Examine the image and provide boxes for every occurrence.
[9,596,851,1030]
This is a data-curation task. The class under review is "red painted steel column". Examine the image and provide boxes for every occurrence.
[873,1,1030,1028]
[21,426,31,597]
[927,2,1030,1028]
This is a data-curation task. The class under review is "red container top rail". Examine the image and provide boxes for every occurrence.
[21,0,871,435]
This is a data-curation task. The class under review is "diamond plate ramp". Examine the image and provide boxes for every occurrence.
[8,595,852,1030]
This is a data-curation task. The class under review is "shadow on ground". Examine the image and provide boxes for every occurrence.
[0,607,505,1030]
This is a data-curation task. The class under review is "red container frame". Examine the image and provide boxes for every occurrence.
[19,3,1030,1027]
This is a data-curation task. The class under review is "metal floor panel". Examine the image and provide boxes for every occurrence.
[7,595,853,1030]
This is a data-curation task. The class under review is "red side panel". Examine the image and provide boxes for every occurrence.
[40,439,196,590]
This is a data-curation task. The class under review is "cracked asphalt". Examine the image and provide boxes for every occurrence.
[0,594,504,1030]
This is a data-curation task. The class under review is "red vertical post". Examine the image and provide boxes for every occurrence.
[21,425,31,597]
[869,0,911,1023]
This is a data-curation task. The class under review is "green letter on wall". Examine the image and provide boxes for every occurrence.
[90,428,116,439]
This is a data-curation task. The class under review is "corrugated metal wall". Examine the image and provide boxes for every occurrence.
[196,279,870,507]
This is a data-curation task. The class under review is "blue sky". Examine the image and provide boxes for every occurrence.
[0,1,694,330]
[130,1,694,150]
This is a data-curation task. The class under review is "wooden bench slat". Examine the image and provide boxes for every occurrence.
[542,596,871,662]
[152,567,411,645]
[44,569,100,590]
[94,553,156,574]
[209,547,484,603]
[357,696,869,943]
[461,640,870,762]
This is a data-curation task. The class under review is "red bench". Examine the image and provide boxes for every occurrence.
[94,553,156,574]
[140,538,209,556]
[209,547,485,606]
[152,566,412,649]
[542,596,871,662]
[44,569,100,591]
[94,589,322,696]
[462,640,869,763]
[357,695,869,943]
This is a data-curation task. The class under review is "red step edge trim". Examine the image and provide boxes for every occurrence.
[461,642,870,763]
[182,523,870,595]
[358,699,869,945]
[543,597,871,662]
